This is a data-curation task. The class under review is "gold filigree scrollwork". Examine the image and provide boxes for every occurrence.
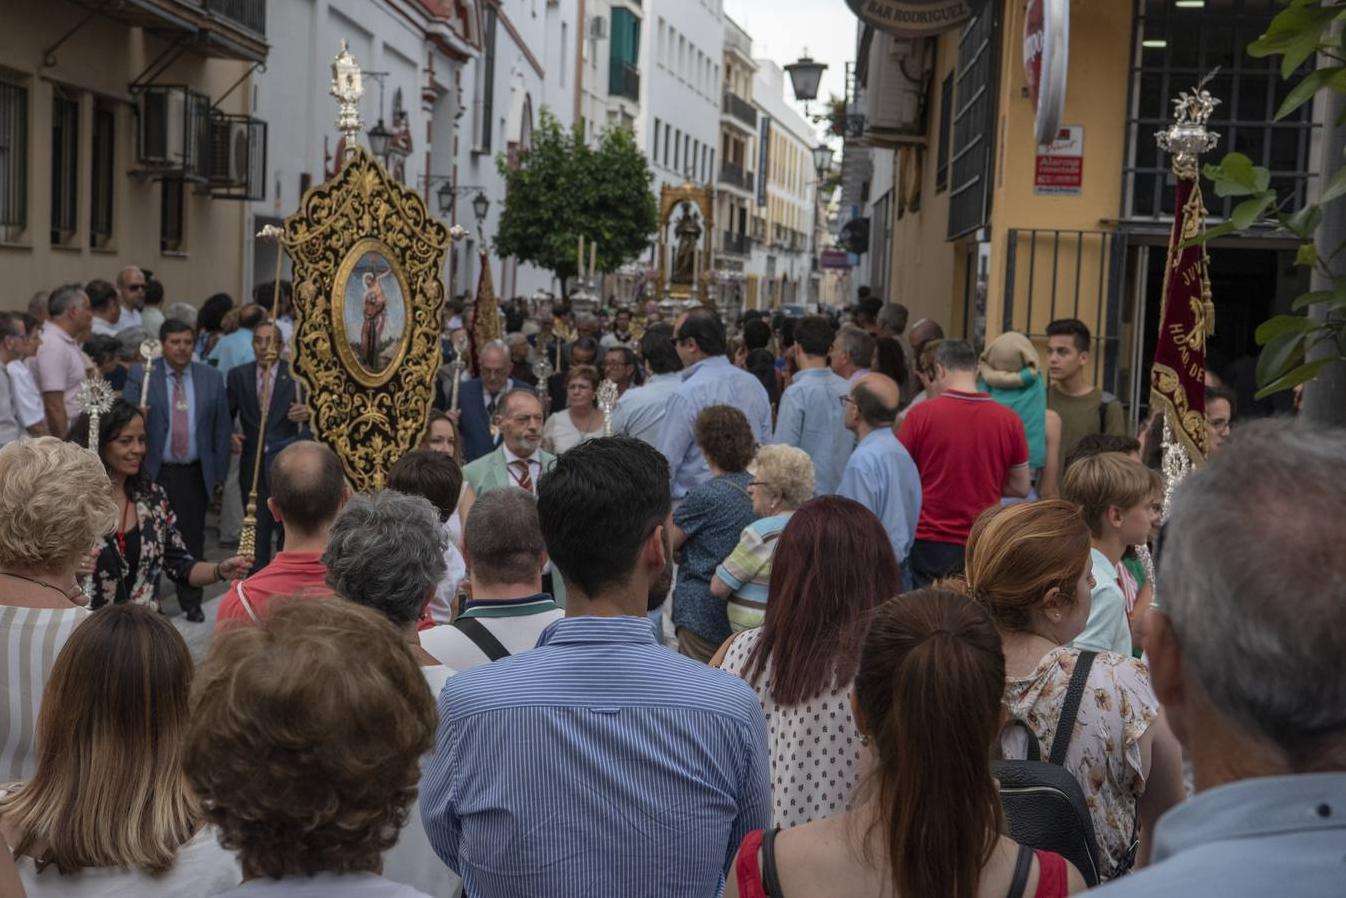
[281,145,453,492]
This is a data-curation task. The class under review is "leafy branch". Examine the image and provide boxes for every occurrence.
[1196,0,1346,398]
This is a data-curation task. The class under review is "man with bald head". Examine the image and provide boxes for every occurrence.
[837,373,922,586]
[213,440,351,629]
[115,266,146,331]
[907,318,944,356]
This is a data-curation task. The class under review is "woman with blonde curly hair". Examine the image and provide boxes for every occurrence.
[0,437,117,781]
[711,444,815,632]
[961,500,1184,880]
[0,604,239,897]
[185,598,437,898]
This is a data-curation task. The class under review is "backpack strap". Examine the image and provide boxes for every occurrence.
[1098,391,1118,434]
[450,616,511,662]
[1001,718,1044,762]
[761,826,785,898]
[1048,650,1097,766]
[1006,843,1035,898]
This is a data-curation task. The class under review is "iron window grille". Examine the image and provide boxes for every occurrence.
[0,72,27,243]
[1123,0,1319,221]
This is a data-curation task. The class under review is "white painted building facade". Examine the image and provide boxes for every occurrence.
[749,61,817,309]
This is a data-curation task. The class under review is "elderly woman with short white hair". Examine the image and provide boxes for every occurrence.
[0,438,118,781]
[711,444,815,632]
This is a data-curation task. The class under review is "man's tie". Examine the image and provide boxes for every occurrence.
[509,459,534,494]
[487,392,499,419]
[170,371,190,460]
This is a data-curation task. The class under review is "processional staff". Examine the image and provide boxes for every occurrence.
[1141,77,1221,588]
[237,224,288,560]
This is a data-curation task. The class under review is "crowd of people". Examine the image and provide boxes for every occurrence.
[0,276,1339,898]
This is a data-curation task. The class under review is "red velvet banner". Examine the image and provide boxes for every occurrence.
[1150,175,1215,463]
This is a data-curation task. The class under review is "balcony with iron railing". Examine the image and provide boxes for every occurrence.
[204,0,267,35]
[722,230,749,256]
[609,60,640,102]
[721,91,757,129]
[718,161,754,193]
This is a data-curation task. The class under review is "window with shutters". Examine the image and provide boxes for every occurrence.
[90,100,115,248]
[51,90,79,246]
[0,72,27,243]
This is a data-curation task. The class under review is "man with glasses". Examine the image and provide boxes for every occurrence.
[600,346,638,398]
[3,314,45,436]
[457,340,531,462]
[837,372,921,587]
[656,308,771,501]
[114,265,147,332]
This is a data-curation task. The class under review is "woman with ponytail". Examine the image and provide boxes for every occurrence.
[725,589,1084,898]
[962,500,1184,879]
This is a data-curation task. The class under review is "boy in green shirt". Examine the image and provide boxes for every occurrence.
[1046,318,1127,473]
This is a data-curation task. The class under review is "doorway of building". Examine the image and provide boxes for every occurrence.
[1137,241,1304,420]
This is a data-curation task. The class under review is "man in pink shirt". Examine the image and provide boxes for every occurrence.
[30,284,91,438]
[214,441,350,629]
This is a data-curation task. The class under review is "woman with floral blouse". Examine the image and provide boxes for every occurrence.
[960,500,1186,880]
[70,400,250,610]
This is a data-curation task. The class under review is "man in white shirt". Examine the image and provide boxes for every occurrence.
[114,266,146,332]
[420,487,562,670]
[86,279,122,337]
[829,323,875,383]
[0,314,45,436]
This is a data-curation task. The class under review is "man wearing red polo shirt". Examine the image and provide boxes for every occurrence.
[214,441,350,629]
[898,339,1029,587]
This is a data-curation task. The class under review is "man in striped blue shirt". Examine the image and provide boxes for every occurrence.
[421,437,771,898]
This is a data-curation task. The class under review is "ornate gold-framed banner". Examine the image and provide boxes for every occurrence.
[281,145,453,491]
[656,181,714,303]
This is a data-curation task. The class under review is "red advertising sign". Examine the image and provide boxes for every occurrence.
[1034,125,1083,196]
[819,248,852,270]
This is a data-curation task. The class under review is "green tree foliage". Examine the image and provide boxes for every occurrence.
[1199,0,1346,398]
[494,111,657,294]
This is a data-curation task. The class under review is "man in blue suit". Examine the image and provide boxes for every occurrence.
[227,320,310,572]
[125,318,233,621]
[448,339,530,462]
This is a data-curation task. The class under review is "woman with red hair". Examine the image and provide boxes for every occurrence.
[713,495,899,828]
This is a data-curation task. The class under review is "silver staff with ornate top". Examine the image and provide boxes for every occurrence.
[137,339,161,413]
[597,380,619,437]
[76,378,115,597]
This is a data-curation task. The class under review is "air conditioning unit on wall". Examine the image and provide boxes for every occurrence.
[589,16,608,40]
[865,32,929,146]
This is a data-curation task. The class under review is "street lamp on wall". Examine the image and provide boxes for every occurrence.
[436,181,454,216]
[367,118,392,163]
[472,191,490,228]
[812,143,835,178]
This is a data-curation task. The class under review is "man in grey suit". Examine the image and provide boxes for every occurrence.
[463,389,565,605]
[125,318,232,621]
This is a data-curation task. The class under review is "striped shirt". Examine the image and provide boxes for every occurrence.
[420,615,772,898]
[418,594,563,672]
[0,604,88,780]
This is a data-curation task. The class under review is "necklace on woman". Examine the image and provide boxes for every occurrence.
[116,492,136,559]
[0,571,81,602]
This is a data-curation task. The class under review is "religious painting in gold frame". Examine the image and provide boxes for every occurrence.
[281,145,453,491]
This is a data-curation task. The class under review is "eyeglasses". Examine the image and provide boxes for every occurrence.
[126,284,146,291]
[838,395,856,407]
